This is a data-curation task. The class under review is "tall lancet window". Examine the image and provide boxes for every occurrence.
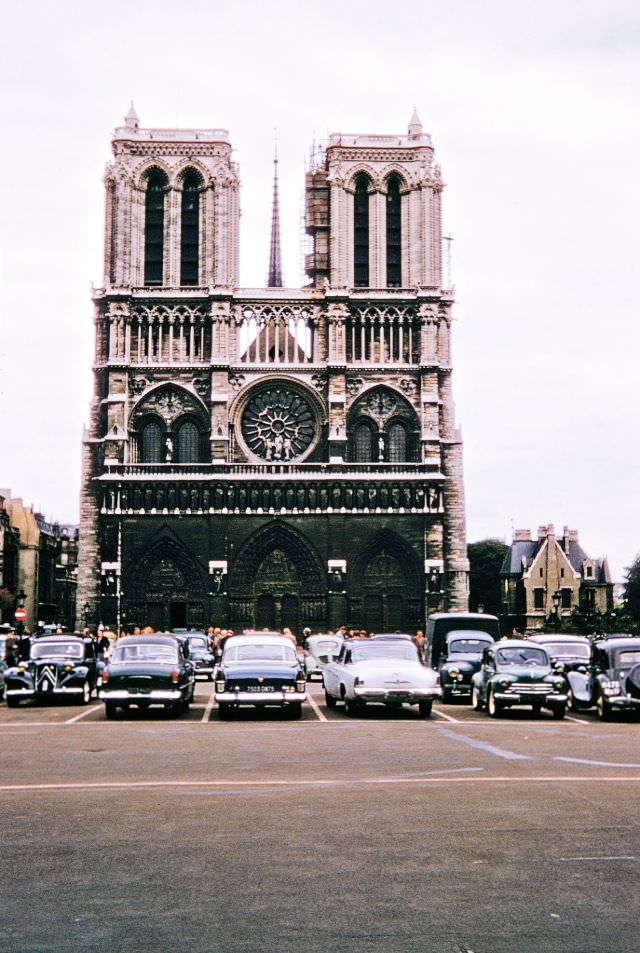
[180,171,201,286]
[353,174,370,288]
[144,170,168,286]
[386,175,402,287]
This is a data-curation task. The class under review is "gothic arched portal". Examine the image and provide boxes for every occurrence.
[124,534,206,632]
[351,531,423,633]
[230,522,325,633]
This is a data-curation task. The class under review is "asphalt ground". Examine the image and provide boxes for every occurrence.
[1,680,639,953]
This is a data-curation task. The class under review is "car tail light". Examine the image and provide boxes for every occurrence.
[296,674,306,692]
[215,676,226,693]
[171,670,179,684]
[353,677,364,687]
[102,669,109,684]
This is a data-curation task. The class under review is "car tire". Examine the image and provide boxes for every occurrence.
[596,694,612,721]
[218,702,231,720]
[345,697,363,717]
[531,700,543,715]
[6,696,19,708]
[552,704,566,720]
[324,690,337,709]
[487,689,502,718]
[78,680,91,705]
[288,702,302,719]
[441,688,451,704]
[418,699,433,718]
[105,701,117,719]
[471,685,483,711]
[567,687,580,712]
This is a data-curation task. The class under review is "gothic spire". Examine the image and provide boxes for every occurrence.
[267,141,283,288]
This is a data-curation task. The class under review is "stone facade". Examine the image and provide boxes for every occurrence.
[76,109,469,634]
[501,525,613,630]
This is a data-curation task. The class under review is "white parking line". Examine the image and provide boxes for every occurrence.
[1,775,639,793]
[65,705,102,724]
[306,692,327,722]
[565,715,590,725]
[432,707,460,723]
[555,756,640,769]
[201,686,217,723]
[558,856,636,862]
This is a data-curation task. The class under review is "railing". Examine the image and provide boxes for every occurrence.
[101,462,436,477]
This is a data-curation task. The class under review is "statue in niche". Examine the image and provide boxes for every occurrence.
[286,487,295,508]
[273,487,283,509]
[319,487,328,509]
[297,487,305,509]
[165,436,173,462]
[250,487,259,508]
[214,485,224,509]
[211,569,225,595]
[428,486,439,511]
[238,487,246,510]
[378,436,385,461]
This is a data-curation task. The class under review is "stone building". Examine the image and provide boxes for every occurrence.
[76,107,468,634]
[0,490,78,629]
[501,524,613,630]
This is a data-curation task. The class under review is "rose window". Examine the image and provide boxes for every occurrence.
[241,386,316,461]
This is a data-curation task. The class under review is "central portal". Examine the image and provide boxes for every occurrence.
[254,548,300,631]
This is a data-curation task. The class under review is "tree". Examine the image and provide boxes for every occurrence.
[467,539,509,617]
[623,552,640,622]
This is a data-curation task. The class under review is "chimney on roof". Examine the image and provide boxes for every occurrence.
[514,529,531,541]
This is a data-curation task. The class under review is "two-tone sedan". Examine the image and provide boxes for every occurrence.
[471,639,568,718]
[436,630,495,702]
[100,634,195,718]
[215,633,307,718]
[4,635,98,707]
[323,637,441,717]
[567,635,640,719]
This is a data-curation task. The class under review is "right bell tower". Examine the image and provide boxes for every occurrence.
[305,110,469,611]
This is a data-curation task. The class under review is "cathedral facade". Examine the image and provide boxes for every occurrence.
[76,107,469,634]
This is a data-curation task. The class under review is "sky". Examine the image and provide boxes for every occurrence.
[0,0,639,580]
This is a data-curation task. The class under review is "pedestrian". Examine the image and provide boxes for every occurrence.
[414,629,425,661]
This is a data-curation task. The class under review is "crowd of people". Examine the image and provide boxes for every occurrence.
[1,620,428,665]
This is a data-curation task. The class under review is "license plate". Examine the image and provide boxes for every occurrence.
[247,685,274,693]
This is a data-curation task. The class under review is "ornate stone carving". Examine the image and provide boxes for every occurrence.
[311,373,327,392]
[361,390,398,424]
[228,373,246,391]
[241,385,316,462]
[399,378,418,399]
[346,377,364,398]
[129,377,148,397]
[192,377,210,398]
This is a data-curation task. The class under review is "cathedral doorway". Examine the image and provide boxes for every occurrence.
[254,549,300,631]
[124,537,206,633]
[352,541,423,634]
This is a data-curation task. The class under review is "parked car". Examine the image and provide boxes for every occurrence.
[436,630,495,702]
[100,634,195,718]
[323,637,441,717]
[567,635,640,720]
[182,632,216,680]
[4,635,99,707]
[470,639,568,718]
[215,633,307,718]
[527,633,591,672]
[427,612,501,666]
[304,634,344,680]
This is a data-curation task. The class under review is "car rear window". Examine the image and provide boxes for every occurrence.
[226,644,295,662]
[114,643,178,663]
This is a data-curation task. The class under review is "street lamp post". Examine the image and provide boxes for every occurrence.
[15,588,27,636]
[552,590,561,629]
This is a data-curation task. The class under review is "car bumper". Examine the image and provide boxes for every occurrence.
[442,682,471,696]
[215,690,307,705]
[604,694,640,710]
[354,688,441,704]
[194,667,214,678]
[100,689,183,701]
[6,686,85,697]
[494,691,568,706]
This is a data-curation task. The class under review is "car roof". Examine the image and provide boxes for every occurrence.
[595,636,640,650]
[446,630,494,641]
[117,634,179,646]
[225,633,295,647]
[528,634,590,644]
[494,639,548,650]
[369,633,413,640]
[34,634,87,644]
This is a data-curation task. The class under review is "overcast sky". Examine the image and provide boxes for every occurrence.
[1,0,638,580]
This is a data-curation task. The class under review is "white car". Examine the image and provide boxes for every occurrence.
[323,636,441,716]
[304,634,344,680]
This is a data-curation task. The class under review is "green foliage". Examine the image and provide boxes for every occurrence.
[467,539,509,617]
[623,553,640,622]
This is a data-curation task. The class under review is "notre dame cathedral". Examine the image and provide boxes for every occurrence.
[76,106,469,634]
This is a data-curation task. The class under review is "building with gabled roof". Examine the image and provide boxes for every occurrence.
[501,524,613,630]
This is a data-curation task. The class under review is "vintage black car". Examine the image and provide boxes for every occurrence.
[567,635,640,719]
[527,633,591,673]
[100,634,195,718]
[214,632,306,718]
[436,630,495,702]
[470,639,568,718]
[4,635,98,706]
[181,632,215,680]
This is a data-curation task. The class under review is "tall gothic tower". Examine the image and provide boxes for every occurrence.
[77,109,468,634]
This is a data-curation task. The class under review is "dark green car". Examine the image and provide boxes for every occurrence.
[100,634,195,718]
[470,639,568,719]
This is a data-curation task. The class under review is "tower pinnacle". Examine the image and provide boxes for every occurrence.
[267,142,283,288]
[408,107,423,138]
[125,102,139,130]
